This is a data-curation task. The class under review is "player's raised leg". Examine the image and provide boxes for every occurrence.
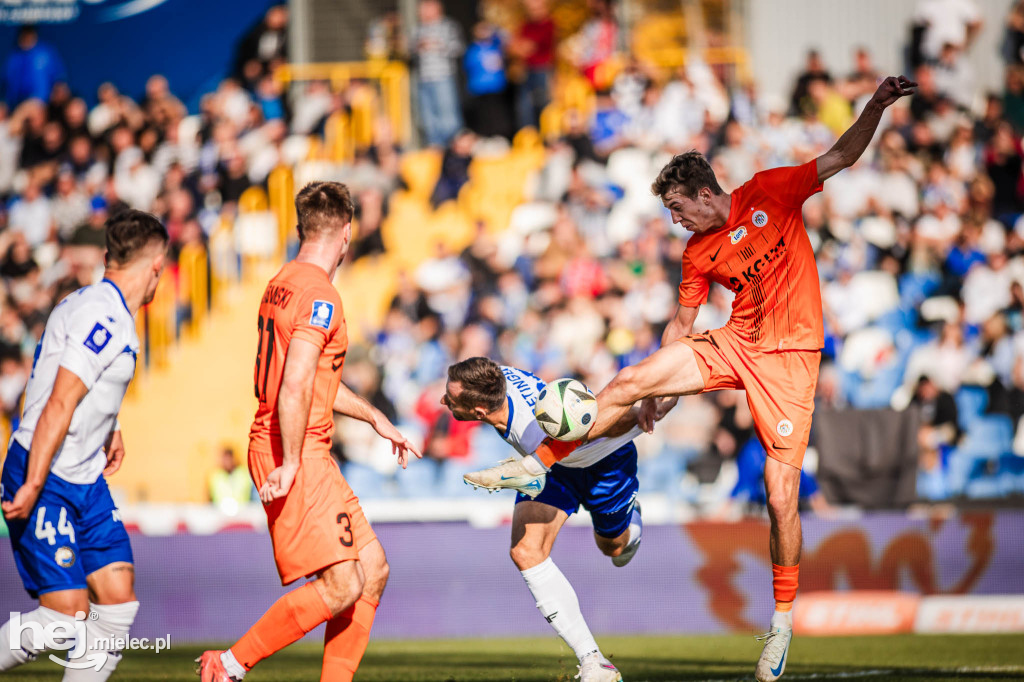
[321,539,389,682]
[510,501,621,682]
[587,340,705,442]
[593,498,642,568]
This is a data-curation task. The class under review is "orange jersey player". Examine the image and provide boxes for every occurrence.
[466,76,918,682]
[198,182,421,682]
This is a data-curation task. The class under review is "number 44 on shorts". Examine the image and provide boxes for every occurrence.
[35,506,76,546]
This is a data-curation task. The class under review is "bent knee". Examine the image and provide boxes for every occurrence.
[509,543,548,571]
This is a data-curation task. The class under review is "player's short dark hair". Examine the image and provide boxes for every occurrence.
[295,181,354,242]
[447,357,506,412]
[106,209,169,266]
[651,150,724,200]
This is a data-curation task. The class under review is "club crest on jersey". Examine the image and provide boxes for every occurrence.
[777,419,794,437]
[55,546,76,568]
[309,300,335,330]
[752,210,768,228]
[83,323,112,354]
[729,227,748,245]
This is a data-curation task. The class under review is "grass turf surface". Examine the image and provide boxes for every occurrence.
[5,634,1024,681]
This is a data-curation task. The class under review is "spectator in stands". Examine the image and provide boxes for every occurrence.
[430,128,475,207]
[511,0,556,130]
[789,49,832,116]
[8,177,53,248]
[912,0,982,65]
[3,25,66,109]
[463,22,513,140]
[235,4,288,84]
[572,0,619,91]
[208,446,254,514]
[412,0,464,147]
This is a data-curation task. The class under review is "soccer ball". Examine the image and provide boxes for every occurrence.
[533,378,598,441]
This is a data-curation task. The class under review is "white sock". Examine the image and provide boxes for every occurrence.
[771,609,793,630]
[520,558,600,662]
[0,606,76,671]
[524,454,548,475]
[222,649,247,679]
[61,601,140,682]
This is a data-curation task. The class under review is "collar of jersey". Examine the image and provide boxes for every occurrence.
[102,278,130,314]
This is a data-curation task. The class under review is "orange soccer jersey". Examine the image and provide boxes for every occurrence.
[678,160,825,352]
[249,260,348,454]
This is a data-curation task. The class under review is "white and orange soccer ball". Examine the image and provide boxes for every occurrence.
[533,378,598,441]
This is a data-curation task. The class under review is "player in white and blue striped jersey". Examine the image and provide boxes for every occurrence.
[0,209,168,680]
[441,357,667,682]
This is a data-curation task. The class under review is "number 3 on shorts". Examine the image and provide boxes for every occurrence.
[35,506,76,546]
[336,512,354,547]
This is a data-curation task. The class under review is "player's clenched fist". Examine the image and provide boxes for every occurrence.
[871,75,917,108]
[260,462,299,503]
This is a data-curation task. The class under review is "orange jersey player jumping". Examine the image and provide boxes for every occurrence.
[198,182,421,682]
[466,75,917,682]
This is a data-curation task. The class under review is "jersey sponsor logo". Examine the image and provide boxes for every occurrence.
[54,546,76,568]
[262,284,294,309]
[752,210,768,228]
[309,300,335,330]
[729,227,747,245]
[726,234,787,294]
[83,322,112,354]
[777,419,794,437]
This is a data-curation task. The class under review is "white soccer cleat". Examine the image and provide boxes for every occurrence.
[611,499,642,567]
[754,614,793,682]
[576,653,622,681]
[463,457,546,498]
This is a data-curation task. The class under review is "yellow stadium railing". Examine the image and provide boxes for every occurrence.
[178,243,209,338]
[276,61,411,149]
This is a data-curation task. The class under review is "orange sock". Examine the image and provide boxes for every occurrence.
[772,563,799,612]
[535,437,584,467]
[231,582,332,670]
[321,595,379,682]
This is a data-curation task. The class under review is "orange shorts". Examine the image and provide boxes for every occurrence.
[679,327,820,469]
[248,448,376,585]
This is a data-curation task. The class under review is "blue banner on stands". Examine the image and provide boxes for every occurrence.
[0,0,276,110]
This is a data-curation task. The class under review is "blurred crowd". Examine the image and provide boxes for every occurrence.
[2,0,1023,511]
[337,0,1024,509]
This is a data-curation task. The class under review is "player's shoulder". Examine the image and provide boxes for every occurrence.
[62,282,133,329]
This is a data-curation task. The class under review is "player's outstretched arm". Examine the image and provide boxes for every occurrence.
[262,338,320,503]
[815,75,917,184]
[1,368,88,520]
[332,381,422,469]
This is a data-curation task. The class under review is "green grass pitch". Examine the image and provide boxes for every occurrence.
[5,634,1024,681]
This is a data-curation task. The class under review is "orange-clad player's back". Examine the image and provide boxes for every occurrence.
[249,260,347,457]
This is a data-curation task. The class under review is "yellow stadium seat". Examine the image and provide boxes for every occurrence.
[238,186,268,213]
[399,149,442,201]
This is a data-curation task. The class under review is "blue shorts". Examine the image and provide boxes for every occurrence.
[515,441,639,538]
[1,440,133,598]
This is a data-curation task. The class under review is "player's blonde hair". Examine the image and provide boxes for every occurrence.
[295,181,354,242]
[651,150,725,199]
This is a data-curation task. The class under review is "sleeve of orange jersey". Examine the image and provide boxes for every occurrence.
[291,281,343,351]
[753,160,823,208]
[678,248,709,307]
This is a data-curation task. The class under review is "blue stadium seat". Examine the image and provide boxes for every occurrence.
[341,462,394,499]
[898,272,941,308]
[396,459,442,498]
[638,450,687,494]
[961,415,1013,460]
[954,385,989,431]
